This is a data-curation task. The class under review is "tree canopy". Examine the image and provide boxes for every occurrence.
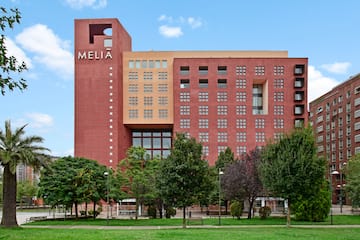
[0,7,27,95]
[157,133,213,228]
[260,127,326,226]
[38,156,108,219]
[118,146,159,219]
[345,154,360,208]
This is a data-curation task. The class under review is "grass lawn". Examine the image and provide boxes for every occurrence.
[1,227,360,240]
[24,215,360,226]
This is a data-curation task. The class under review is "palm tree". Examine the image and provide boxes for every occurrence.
[0,120,50,227]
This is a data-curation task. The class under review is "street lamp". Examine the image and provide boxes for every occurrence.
[330,170,339,225]
[218,168,224,225]
[339,162,346,213]
[104,171,110,225]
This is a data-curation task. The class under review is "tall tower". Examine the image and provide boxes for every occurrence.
[74,19,131,168]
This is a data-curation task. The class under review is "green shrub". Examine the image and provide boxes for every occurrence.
[165,207,176,218]
[80,210,87,216]
[230,201,243,219]
[293,183,331,222]
[258,206,271,219]
[147,205,157,218]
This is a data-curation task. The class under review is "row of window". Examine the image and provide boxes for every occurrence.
[129,60,168,69]
[179,118,285,129]
[201,145,248,157]
[128,71,168,80]
[178,78,304,89]
[128,109,168,119]
[179,105,285,116]
[128,83,168,93]
[179,65,305,76]
[178,91,286,103]
[129,96,168,106]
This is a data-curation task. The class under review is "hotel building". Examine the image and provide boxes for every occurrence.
[74,18,308,168]
[309,73,360,204]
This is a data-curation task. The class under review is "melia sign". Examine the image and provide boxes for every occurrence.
[77,49,112,60]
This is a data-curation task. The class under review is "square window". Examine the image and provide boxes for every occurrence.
[199,92,209,102]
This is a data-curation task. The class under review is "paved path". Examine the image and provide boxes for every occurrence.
[21,224,360,229]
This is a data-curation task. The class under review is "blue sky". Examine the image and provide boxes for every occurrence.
[1,0,360,157]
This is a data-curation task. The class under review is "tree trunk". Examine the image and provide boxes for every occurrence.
[75,202,79,219]
[248,198,254,219]
[93,202,96,220]
[182,207,186,228]
[1,164,18,227]
[287,200,291,227]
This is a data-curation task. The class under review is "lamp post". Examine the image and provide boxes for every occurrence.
[339,162,346,213]
[104,171,109,225]
[330,170,339,225]
[218,168,224,225]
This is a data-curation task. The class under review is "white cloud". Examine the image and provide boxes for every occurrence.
[25,112,54,129]
[308,65,340,102]
[4,37,32,68]
[64,0,107,9]
[187,17,203,29]
[15,24,73,79]
[320,62,351,74]
[158,15,204,38]
[158,14,173,22]
[159,25,183,38]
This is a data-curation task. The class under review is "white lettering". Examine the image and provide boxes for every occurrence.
[77,50,113,60]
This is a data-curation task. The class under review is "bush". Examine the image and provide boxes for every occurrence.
[293,183,331,222]
[88,210,100,218]
[80,210,87,216]
[230,201,243,219]
[147,205,157,218]
[259,206,271,219]
[165,207,176,218]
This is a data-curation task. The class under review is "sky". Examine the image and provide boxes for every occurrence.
[1,0,360,157]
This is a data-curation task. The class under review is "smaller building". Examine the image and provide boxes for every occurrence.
[309,73,360,204]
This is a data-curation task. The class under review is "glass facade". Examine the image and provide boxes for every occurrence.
[132,130,172,159]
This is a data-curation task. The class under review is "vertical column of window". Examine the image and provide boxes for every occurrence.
[128,68,138,119]
[294,64,306,128]
[108,66,113,165]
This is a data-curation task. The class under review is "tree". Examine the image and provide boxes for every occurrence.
[157,133,213,228]
[215,147,236,170]
[345,154,360,208]
[118,146,159,220]
[38,156,108,219]
[17,180,38,207]
[221,148,263,219]
[0,120,49,227]
[0,7,27,95]
[241,148,264,219]
[259,127,326,226]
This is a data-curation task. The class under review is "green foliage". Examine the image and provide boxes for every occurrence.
[345,154,360,208]
[230,201,243,219]
[165,207,176,218]
[215,147,236,170]
[0,7,27,95]
[260,127,326,225]
[88,209,101,218]
[118,146,159,219]
[17,180,38,205]
[0,120,49,227]
[293,181,331,222]
[38,156,109,218]
[147,205,157,218]
[258,206,271,219]
[157,133,214,211]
